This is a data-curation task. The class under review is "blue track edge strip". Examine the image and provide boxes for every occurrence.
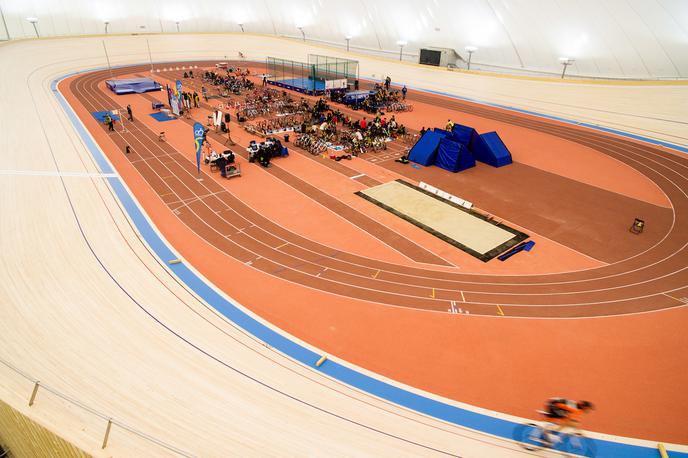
[52,69,687,458]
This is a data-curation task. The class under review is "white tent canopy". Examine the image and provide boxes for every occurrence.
[0,0,686,79]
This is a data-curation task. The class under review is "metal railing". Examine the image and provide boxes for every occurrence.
[0,356,195,457]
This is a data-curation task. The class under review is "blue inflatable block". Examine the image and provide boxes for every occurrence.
[408,130,443,166]
[432,128,451,137]
[473,131,513,167]
[435,138,476,173]
[451,124,480,149]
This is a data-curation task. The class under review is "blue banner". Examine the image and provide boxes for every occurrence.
[176,79,183,98]
[193,122,204,174]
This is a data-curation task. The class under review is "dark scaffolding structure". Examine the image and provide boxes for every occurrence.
[265,55,359,95]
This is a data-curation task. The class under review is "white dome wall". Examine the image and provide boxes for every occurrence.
[0,0,686,78]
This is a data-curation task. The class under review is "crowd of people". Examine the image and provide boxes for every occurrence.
[334,75,409,114]
[199,67,255,98]
[291,95,410,156]
[159,67,420,173]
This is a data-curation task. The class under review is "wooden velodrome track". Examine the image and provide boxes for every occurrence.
[1,34,687,457]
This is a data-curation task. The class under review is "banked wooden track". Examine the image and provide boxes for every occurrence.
[70,63,688,319]
[2,35,688,456]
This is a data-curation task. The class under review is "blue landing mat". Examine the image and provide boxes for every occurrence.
[91,111,120,122]
[149,112,176,122]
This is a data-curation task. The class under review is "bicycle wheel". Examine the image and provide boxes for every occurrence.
[564,432,596,457]
[513,423,548,451]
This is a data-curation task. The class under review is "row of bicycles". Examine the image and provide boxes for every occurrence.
[250,114,304,135]
[295,133,329,155]
[386,101,414,112]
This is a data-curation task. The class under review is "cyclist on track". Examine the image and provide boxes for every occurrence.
[541,398,594,444]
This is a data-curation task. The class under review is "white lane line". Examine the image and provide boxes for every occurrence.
[0,169,119,178]
[662,292,686,304]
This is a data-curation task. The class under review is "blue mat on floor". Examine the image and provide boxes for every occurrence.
[91,111,120,122]
[149,112,176,122]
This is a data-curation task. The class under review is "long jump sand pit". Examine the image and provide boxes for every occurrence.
[357,180,528,261]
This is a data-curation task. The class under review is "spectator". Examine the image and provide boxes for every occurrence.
[446,119,455,131]
[360,117,367,130]
[384,76,391,91]
[402,85,408,100]
[420,127,427,136]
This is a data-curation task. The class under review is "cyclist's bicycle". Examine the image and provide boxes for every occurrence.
[513,413,596,457]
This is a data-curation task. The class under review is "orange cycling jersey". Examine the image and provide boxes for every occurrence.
[551,402,583,424]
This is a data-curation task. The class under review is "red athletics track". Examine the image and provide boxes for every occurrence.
[61,63,688,443]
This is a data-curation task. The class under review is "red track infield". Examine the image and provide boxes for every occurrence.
[60,62,688,443]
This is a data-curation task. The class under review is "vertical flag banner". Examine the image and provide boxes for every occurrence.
[165,83,172,107]
[193,122,204,174]
[170,94,180,116]
[176,79,183,98]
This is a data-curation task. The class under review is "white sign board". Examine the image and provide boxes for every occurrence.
[325,78,348,90]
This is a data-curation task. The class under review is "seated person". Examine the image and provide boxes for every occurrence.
[209,150,219,162]
[270,138,283,157]
[256,143,271,167]
[221,150,235,163]
[215,156,228,177]
[247,140,259,163]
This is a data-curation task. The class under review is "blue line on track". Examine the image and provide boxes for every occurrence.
[52,65,688,458]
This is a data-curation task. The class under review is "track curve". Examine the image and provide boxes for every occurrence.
[68,63,688,318]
